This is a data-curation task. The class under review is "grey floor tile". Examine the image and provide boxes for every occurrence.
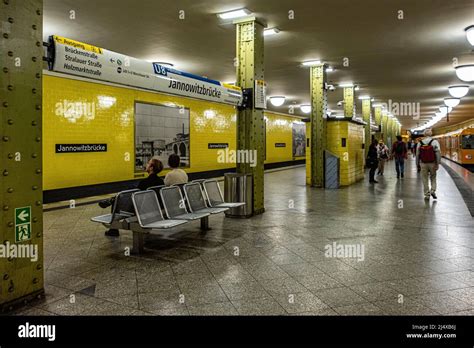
[334,303,385,315]
[312,287,369,308]
[232,297,287,315]
[273,291,330,314]
[188,301,238,316]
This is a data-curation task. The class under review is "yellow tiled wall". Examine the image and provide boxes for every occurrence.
[327,121,365,186]
[43,73,303,190]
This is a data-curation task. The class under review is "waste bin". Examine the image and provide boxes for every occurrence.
[224,173,253,218]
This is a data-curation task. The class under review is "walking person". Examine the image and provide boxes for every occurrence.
[416,129,441,200]
[377,140,389,176]
[367,138,379,183]
[391,135,408,179]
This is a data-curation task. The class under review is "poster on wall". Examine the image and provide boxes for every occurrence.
[49,35,242,106]
[135,102,190,171]
[292,122,306,157]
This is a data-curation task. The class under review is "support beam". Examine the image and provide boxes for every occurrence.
[361,99,371,157]
[234,17,265,215]
[387,117,394,146]
[308,64,327,187]
[381,111,389,142]
[374,105,382,140]
[1,0,44,311]
[343,86,355,119]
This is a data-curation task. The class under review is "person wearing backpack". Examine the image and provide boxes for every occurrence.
[391,135,408,179]
[416,129,441,200]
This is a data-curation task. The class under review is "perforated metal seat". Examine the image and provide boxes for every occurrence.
[132,190,187,229]
[203,179,246,208]
[91,189,138,224]
[184,182,229,214]
[160,186,210,220]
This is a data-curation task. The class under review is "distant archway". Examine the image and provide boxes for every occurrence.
[179,142,186,157]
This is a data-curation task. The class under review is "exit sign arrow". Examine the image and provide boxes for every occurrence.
[18,210,29,222]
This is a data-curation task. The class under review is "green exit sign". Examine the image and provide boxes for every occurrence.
[15,206,31,243]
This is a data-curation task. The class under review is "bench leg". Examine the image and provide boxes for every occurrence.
[200,216,211,232]
[132,231,145,255]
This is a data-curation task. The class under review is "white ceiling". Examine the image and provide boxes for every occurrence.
[43,0,474,130]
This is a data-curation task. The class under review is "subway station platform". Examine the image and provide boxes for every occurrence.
[12,159,473,316]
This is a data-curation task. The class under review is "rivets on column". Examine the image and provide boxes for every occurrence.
[7,188,13,193]
[32,120,38,126]
[35,169,41,174]
[3,33,9,39]
[7,85,13,91]
[36,232,41,238]
[3,274,9,281]
[8,153,13,159]
[35,201,41,206]
[7,222,13,227]
[36,264,42,270]
[3,67,9,73]
[32,153,38,158]
[32,88,37,94]
[8,284,14,292]
[3,205,9,211]
[33,217,38,223]
[36,9,42,15]
[35,137,41,142]
[8,17,14,23]
[7,119,13,125]
[32,57,37,62]
[3,136,9,142]
[35,73,40,79]
[32,24,37,30]
[8,51,13,57]
[3,102,9,107]
[36,41,41,47]
[35,104,41,110]
[33,278,39,284]
[32,185,38,190]
[3,0,10,4]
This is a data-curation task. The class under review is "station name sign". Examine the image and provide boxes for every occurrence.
[55,144,107,153]
[208,143,229,149]
[49,35,243,106]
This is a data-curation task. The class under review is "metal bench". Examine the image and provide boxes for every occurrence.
[202,179,246,209]
[147,185,165,209]
[91,189,138,228]
[184,182,229,215]
[160,186,210,221]
[129,190,188,254]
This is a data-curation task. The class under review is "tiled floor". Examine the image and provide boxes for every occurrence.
[12,158,473,316]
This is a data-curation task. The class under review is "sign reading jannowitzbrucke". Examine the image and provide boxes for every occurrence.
[50,35,243,106]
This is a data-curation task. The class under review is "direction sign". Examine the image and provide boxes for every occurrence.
[15,206,31,242]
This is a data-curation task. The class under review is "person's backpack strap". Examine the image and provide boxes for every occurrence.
[428,139,434,146]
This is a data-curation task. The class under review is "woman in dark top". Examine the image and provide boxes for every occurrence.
[367,139,379,184]
[99,158,164,236]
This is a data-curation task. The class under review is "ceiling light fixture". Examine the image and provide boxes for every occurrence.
[354,85,360,91]
[302,60,322,67]
[455,64,474,82]
[217,8,252,20]
[269,96,286,107]
[358,96,371,100]
[264,28,280,36]
[300,104,311,113]
[444,97,460,108]
[465,25,474,46]
[439,106,453,115]
[325,66,334,72]
[338,83,354,88]
[448,85,469,98]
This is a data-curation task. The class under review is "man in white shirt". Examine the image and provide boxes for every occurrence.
[416,129,441,200]
[164,154,188,186]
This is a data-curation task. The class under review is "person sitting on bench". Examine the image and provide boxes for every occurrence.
[164,154,188,186]
[99,158,164,236]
